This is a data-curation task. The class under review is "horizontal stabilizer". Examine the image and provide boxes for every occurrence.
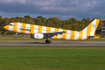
[87,36,99,39]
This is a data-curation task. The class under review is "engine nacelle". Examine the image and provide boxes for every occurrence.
[31,33,44,39]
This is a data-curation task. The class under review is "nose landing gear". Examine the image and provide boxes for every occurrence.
[14,33,18,39]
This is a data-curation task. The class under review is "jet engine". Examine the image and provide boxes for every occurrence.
[31,33,44,39]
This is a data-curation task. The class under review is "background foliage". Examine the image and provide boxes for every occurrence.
[0,15,104,34]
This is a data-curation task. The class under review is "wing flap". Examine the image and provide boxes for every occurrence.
[43,31,66,38]
[44,31,66,35]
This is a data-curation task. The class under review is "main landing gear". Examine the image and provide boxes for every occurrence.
[45,40,51,44]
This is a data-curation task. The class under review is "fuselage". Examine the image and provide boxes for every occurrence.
[4,19,100,41]
[4,22,88,40]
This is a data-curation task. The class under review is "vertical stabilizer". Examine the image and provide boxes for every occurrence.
[82,19,100,36]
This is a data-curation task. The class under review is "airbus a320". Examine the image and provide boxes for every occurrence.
[4,19,100,44]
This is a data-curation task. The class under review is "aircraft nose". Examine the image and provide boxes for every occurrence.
[4,25,9,30]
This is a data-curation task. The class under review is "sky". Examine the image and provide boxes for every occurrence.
[0,0,105,20]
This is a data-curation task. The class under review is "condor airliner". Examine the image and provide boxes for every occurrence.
[4,19,100,44]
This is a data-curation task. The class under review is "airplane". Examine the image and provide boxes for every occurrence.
[3,19,100,44]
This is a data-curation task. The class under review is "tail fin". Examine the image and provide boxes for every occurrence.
[82,19,100,36]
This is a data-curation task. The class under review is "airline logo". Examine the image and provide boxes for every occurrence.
[4,19,100,41]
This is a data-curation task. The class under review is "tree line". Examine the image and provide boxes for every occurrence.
[0,15,104,34]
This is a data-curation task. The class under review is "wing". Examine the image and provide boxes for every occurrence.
[43,31,66,38]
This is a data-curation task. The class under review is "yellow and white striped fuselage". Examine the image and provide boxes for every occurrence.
[4,19,100,40]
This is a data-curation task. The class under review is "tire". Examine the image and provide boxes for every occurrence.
[45,40,51,44]
[14,36,17,39]
[48,40,51,44]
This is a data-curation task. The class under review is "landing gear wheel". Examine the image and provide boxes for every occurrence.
[14,36,17,39]
[45,40,51,44]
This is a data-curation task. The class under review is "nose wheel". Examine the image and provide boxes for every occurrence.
[45,40,51,44]
[14,36,17,39]
[14,33,18,39]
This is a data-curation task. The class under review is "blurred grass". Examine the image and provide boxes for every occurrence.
[0,47,105,70]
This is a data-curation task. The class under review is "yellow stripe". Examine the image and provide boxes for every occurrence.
[55,28,59,32]
[78,31,83,40]
[94,36,99,39]
[62,29,67,40]
[94,19,100,34]
[21,23,26,34]
[53,28,59,39]
[46,27,51,33]
[29,24,34,35]
[13,23,18,32]
[38,26,42,33]
[70,31,75,40]
[87,22,92,36]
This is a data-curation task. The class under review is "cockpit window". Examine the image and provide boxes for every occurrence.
[9,23,13,26]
